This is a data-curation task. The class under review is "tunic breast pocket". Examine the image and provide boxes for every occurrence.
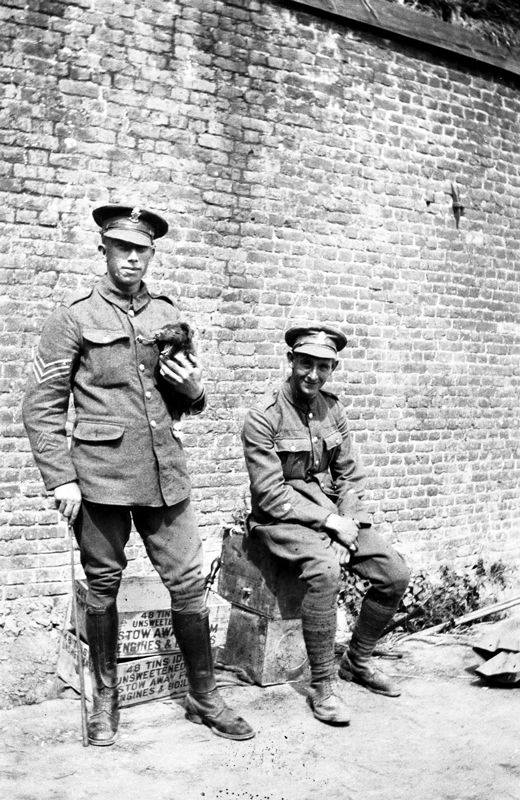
[82,329,131,387]
[274,435,311,479]
[324,430,343,453]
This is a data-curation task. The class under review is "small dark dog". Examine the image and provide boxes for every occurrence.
[136,322,195,361]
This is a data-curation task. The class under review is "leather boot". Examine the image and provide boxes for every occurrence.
[339,653,400,697]
[86,605,119,746]
[171,609,255,740]
[339,595,401,697]
[308,678,351,726]
[303,609,350,726]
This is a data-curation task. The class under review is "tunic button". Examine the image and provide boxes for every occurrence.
[312,436,318,443]
[150,420,157,428]
[145,391,152,400]
[128,309,135,317]
[139,364,145,372]
[308,412,313,419]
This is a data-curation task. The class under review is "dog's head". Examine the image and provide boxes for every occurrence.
[154,322,195,359]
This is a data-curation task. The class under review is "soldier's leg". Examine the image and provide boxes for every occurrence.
[133,500,254,740]
[74,501,132,746]
[339,527,410,697]
[256,523,350,725]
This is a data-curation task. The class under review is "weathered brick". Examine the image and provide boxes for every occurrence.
[0,0,519,612]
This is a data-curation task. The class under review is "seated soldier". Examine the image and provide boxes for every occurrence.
[241,324,410,725]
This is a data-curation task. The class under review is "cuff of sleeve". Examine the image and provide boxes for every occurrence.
[187,387,206,415]
[46,469,79,492]
[315,508,335,530]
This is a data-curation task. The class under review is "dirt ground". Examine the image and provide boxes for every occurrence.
[2,622,519,800]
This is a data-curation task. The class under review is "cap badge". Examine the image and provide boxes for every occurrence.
[315,331,328,343]
[129,207,142,223]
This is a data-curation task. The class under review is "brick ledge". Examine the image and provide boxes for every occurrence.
[287,0,520,80]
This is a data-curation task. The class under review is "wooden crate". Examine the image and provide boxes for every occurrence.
[219,604,310,686]
[57,629,189,707]
[58,577,232,707]
[218,529,305,619]
[70,578,230,660]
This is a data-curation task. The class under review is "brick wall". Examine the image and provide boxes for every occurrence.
[2,0,520,603]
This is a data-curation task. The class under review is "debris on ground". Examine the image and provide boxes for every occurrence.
[473,612,520,686]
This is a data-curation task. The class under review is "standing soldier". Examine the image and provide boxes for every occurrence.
[23,204,254,746]
[241,324,410,725]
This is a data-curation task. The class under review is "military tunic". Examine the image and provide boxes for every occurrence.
[242,379,409,610]
[22,276,205,507]
[242,380,369,530]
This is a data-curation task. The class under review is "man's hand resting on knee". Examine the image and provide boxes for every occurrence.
[324,513,360,554]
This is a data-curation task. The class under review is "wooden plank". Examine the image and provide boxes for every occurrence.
[289,0,520,79]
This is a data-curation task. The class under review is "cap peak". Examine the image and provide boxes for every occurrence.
[92,204,168,246]
[285,323,347,359]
